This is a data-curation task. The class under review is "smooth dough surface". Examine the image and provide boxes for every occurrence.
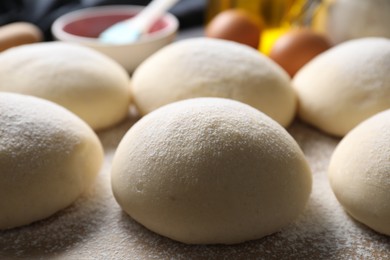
[131,38,296,127]
[0,42,131,130]
[328,109,390,236]
[0,93,104,230]
[293,37,390,136]
[320,0,390,44]
[111,98,312,244]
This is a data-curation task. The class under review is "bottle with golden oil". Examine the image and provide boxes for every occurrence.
[206,0,319,54]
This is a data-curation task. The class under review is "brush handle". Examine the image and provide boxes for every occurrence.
[124,0,180,35]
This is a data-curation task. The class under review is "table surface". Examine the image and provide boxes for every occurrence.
[1,29,389,260]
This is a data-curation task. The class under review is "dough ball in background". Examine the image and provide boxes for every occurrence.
[111,98,312,244]
[293,37,390,137]
[314,0,390,45]
[131,38,297,127]
[328,109,390,236]
[0,22,43,52]
[205,9,262,49]
[0,42,131,131]
[0,93,104,230]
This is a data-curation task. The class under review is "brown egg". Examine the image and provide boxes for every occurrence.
[269,28,332,77]
[0,22,43,52]
[205,9,262,49]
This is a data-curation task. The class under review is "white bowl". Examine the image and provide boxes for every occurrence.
[52,5,179,72]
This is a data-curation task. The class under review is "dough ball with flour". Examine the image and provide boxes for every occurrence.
[0,93,104,230]
[318,0,390,45]
[111,98,312,244]
[328,109,390,236]
[131,38,296,127]
[0,42,131,130]
[293,37,390,136]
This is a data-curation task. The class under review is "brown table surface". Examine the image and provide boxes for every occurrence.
[1,111,389,259]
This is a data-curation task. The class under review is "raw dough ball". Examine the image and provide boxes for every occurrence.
[0,93,104,230]
[0,42,131,130]
[293,37,390,136]
[316,0,390,45]
[328,109,390,236]
[111,98,312,244]
[0,22,43,52]
[131,38,296,127]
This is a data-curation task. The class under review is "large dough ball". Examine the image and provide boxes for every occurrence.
[111,98,312,244]
[293,37,390,136]
[131,38,296,127]
[0,93,104,230]
[0,42,131,130]
[328,109,390,236]
[317,0,390,45]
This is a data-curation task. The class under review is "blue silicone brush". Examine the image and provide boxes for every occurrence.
[99,0,179,44]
